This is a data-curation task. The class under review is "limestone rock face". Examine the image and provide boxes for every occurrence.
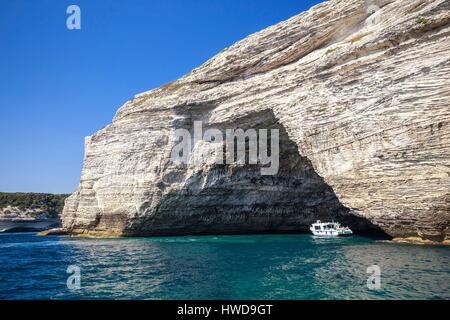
[63,0,450,242]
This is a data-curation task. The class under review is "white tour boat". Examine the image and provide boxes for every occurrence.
[310,220,353,237]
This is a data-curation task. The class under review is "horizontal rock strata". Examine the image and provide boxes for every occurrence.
[63,0,450,242]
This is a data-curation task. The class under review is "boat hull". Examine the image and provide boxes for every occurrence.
[310,230,353,237]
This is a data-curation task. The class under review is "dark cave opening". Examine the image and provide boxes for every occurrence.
[137,109,391,239]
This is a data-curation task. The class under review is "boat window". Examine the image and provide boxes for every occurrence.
[315,226,321,230]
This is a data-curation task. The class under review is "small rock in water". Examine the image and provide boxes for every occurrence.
[37,228,68,236]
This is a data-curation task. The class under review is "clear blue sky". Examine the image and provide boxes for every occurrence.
[0,0,324,194]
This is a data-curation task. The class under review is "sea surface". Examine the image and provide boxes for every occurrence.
[0,232,449,300]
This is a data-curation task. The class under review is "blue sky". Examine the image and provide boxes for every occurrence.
[0,0,324,194]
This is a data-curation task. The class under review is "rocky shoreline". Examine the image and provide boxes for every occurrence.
[37,227,450,247]
[0,218,61,233]
[0,193,68,233]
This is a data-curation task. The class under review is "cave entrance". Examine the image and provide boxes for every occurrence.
[146,109,388,238]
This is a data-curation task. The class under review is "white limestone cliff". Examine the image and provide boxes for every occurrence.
[62,0,450,243]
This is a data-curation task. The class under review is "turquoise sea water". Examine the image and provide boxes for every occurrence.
[0,232,449,300]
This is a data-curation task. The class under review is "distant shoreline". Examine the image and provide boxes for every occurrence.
[0,192,68,233]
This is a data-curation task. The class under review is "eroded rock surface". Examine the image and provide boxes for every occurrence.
[63,0,450,242]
